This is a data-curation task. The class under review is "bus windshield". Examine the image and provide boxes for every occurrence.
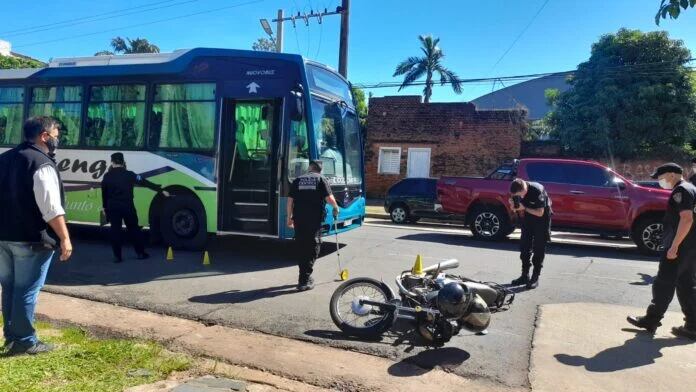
[311,97,362,186]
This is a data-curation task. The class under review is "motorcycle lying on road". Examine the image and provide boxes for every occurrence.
[329,258,515,346]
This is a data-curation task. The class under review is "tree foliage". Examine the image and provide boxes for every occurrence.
[252,37,277,52]
[0,54,44,69]
[351,87,368,124]
[548,29,696,159]
[393,35,462,103]
[95,37,160,56]
[656,0,695,24]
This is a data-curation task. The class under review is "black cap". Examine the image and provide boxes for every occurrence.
[111,152,125,165]
[650,163,683,179]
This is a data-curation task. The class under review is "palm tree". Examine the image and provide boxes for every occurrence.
[393,35,462,103]
[94,37,160,56]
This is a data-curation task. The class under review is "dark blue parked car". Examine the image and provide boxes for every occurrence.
[384,178,459,224]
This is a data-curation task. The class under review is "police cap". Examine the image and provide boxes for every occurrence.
[111,152,125,165]
[650,163,683,179]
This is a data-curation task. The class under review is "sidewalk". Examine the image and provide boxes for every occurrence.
[32,292,517,392]
[530,303,696,392]
[365,199,388,219]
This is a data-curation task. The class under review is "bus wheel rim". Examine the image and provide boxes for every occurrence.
[172,209,197,238]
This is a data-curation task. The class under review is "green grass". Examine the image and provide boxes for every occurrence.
[0,317,191,392]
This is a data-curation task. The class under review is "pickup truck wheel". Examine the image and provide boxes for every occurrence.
[470,207,510,241]
[633,218,664,255]
[390,205,409,224]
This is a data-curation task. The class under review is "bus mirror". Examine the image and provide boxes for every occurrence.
[291,92,304,122]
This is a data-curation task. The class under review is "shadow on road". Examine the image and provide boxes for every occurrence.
[554,333,693,372]
[189,284,298,304]
[46,226,322,287]
[396,232,656,263]
[387,347,471,377]
[629,273,655,286]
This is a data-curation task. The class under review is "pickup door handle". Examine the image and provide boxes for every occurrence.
[569,190,585,195]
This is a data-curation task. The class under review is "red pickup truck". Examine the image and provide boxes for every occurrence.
[436,158,671,254]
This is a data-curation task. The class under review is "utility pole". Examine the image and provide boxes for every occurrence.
[276,9,284,53]
[338,0,350,78]
[264,5,350,76]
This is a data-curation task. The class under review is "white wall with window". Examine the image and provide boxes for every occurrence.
[378,147,401,174]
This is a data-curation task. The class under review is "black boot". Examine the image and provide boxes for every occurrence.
[527,270,540,289]
[511,269,530,286]
[626,315,661,333]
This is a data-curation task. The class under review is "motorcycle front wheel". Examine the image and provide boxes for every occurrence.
[329,278,396,338]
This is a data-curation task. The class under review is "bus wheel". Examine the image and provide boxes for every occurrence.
[160,194,207,250]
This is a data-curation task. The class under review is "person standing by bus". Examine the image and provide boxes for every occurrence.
[287,161,340,291]
[101,153,169,263]
[0,116,72,355]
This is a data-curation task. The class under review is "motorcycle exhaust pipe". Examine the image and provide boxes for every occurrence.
[421,259,459,274]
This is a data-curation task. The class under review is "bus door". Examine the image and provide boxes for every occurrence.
[220,99,281,235]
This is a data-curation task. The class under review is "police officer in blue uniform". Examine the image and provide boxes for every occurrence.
[628,163,696,339]
[287,161,340,291]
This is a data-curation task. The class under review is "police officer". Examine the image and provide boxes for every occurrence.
[689,158,696,184]
[287,161,340,291]
[628,163,696,339]
[101,152,169,263]
[509,178,552,289]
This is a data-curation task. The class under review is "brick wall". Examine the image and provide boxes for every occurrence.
[365,96,527,198]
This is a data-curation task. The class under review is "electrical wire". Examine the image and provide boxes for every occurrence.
[489,0,550,72]
[0,0,180,35]
[3,0,201,39]
[355,58,695,89]
[13,0,265,49]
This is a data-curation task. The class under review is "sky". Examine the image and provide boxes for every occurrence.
[2,0,696,102]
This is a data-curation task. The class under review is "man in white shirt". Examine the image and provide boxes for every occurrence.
[0,116,72,356]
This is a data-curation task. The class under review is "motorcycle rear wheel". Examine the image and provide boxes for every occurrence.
[329,278,396,338]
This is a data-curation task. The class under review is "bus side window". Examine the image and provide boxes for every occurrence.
[0,86,24,146]
[30,85,82,147]
[288,119,309,180]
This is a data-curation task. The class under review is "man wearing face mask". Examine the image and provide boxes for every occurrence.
[689,158,696,184]
[101,152,169,263]
[0,116,72,355]
[628,163,696,339]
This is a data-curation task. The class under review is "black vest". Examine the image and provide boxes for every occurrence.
[0,142,65,242]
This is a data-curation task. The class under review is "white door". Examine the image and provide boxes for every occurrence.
[407,148,431,178]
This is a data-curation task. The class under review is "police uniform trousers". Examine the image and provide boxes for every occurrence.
[294,220,322,284]
[107,204,146,260]
[646,249,696,328]
[520,214,550,273]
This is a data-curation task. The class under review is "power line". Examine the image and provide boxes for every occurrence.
[489,0,550,72]
[3,0,201,39]
[0,0,180,35]
[354,60,696,89]
[14,0,265,49]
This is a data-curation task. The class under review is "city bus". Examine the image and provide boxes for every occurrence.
[0,48,365,249]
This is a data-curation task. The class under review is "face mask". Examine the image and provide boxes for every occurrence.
[45,135,59,154]
[659,178,671,189]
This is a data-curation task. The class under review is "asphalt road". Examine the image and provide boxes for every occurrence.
[43,219,666,388]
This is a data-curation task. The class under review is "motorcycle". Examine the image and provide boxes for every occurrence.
[329,258,515,346]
